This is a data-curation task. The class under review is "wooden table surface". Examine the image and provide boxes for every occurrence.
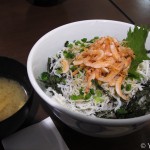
[0,0,150,150]
[111,0,150,26]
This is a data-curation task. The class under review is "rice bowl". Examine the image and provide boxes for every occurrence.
[27,20,150,137]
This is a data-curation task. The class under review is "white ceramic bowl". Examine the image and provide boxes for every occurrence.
[27,20,150,137]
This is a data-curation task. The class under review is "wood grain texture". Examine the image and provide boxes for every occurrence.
[111,0,150,26]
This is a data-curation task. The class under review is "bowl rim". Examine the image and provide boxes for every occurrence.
[0,56,34,123]
[27,19,150,125]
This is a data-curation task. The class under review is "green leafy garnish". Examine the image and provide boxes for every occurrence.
[125,26,150,79]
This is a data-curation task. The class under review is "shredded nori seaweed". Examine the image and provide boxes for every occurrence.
[40,58,65,94]
[114,81,150,119]
[94,81,150,119]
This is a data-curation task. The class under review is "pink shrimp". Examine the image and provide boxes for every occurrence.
[86,71,95,92]
[110,44,120,61]
[115,76,129,100]
[61,59,69,73]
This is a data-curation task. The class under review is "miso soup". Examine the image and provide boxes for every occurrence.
[0,77,27,121]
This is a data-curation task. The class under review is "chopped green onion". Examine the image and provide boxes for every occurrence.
[81,43,85,47]
[96,90,102,97]
[79,49,84,53]
[70,65,77,71]
[126,84,132,91]
[41,72,50,82]
[77,73,81,78]
[89,36,99,43]
[75,40,81,45]
[61,78,66,84]
[121,84,124,90]
[56,68,62,74]
[94,96,104,104]
[90,89,95,95]
[81,38,87,42]
[63,50,75,59]
[68,43,73,48]
[84,92,92,100]
[94,36,99,39]
[70,94,84,100]
[79,88,84,95]
[93,89,103,104]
